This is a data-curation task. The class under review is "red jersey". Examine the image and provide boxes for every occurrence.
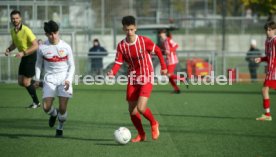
[112,35,166,82]
[261,36,276,81]
[163,37,179,65]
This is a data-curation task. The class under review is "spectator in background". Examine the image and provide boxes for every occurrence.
[245,39,262,82]
[88,39,108,75]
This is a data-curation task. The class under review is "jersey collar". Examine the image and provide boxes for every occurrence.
[124,35,138,46]
[14,23,23,32]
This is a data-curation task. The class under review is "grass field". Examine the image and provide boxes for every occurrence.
[0,83,276,157]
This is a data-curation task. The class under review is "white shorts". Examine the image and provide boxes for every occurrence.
[43,81,73,98]
[43,72,73,98]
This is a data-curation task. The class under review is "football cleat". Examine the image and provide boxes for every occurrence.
[27,102,41,109]
[55,129,63,137]
[256,114,272,121]
[151,121,160,140]
[49,114,57,128]
[131,134,146,143]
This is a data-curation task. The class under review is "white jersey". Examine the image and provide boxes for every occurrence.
[35,40,75,85]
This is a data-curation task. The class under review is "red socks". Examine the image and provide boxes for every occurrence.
[263,99,271,116]
[130,108,157,135]
[169,76,180,91]
[142,108,157,126]
[130,113,145,135]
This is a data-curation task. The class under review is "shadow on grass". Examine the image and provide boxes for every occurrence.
[95,143,123,146]
[0,118,132,130]
[153,89,263,95]
[161,128,276,139]
[0,106,26,109]
[157,113,253,120]
[0,132,114,142]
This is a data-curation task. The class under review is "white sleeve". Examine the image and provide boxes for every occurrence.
[65,46,75,84]
[35,49,43,81]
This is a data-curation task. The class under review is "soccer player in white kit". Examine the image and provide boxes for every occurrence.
[34,20,75,137]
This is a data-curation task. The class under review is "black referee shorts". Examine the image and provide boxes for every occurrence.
[18,52,37,78]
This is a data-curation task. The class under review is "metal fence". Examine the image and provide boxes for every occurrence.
[0,50,267,83]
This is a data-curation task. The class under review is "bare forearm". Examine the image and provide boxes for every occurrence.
[7,43,16,51]
[24,40,38,55]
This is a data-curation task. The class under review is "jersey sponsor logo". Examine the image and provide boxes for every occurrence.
[58,49,66,57]
[43,55,68,62]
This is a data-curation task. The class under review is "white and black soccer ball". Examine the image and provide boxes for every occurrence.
[114,127,131,145]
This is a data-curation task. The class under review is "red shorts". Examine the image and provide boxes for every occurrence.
[126,82,153,101]
[264,80,276,89]
[167,64,176,75]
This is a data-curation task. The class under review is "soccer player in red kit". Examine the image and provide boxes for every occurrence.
[107,16,167,142]
[255,21,276,121]
[159,29,186,93]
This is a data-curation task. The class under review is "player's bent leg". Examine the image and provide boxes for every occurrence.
[58,97,69,114]
[262,86,269,99]
[43,97,58,127]
[56,111,67,137]
[56,97,69,137]
[137,97,160,140]
[22,76,40,108]
[21,76,31,87]
[258,86,272,118]
[128,101,146,142]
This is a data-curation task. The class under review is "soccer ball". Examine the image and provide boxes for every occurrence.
[114,127,131,144]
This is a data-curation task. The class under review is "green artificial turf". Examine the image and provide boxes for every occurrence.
[0,83,275,157]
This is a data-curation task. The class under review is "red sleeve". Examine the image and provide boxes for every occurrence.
[154,45,167,70]
[111,44,124,75]
[260,56,268,62]
[144,36,167,70]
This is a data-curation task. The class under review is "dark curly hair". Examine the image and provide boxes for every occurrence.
[264,21,276,30]
[44,20,59,34]
[122,16,136,26]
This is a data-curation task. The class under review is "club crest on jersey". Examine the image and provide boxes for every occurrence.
[139,49,143,53]
[58,49,66,57]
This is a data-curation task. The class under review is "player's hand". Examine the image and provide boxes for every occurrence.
[160,69,167,75]
[15,52,24,58]
[4,48,11,56]
[255,57,261,63]
[64,80,70,91]
[107,70,114,78]
[33,81,40,89]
